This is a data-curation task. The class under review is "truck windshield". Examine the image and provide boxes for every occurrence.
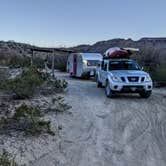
[87,60,99,66]
[109,60,141,70]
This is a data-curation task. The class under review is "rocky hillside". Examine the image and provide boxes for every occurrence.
[71,38,166,53]
[70,38,166,65]
[0,41,70,69]
[0,38,166,66]
[0,40,32,58]
[1,37,166,57]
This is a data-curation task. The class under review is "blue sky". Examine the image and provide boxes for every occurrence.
[0,0,165,47]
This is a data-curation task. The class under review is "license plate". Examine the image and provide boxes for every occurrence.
[131,87,136,91]
[90,71,94,76]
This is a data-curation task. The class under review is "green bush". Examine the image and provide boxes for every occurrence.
[151,64,166,82]
[41,77,68,95]
[0,67,47,99]
[32,58,45,69]
[54,63,66,72]
[8,56,31,68]
[0,66,68,98]
[47,55,67,72]
[0,54,46,69]
[50,96,72,113]
[49,78,68,92]
[0,149,19,166]
[0,104,55,136]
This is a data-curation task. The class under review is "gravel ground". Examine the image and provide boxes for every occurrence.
[34,72,166,166]
[1,71,166,166]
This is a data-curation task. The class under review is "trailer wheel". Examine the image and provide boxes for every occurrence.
[105,81,115,98]
[86,74,90,80]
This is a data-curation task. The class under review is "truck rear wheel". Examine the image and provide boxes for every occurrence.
[139,91,152,98]
[105,81,115,98]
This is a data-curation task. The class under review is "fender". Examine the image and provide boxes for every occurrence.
[105,74,113,86]
[97,71,101,82]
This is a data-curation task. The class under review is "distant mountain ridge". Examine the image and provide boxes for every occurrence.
[0,37,166,58]
[70,38,166,53]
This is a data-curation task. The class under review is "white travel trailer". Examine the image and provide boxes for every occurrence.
[67,53,103,78]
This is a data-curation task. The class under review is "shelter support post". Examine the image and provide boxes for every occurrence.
[52,50,55,78]
[31,51,34,66]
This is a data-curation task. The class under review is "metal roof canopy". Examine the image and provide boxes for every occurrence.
[30,47,73,77]
[31,47,73,53]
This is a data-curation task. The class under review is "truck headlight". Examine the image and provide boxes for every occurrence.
[83,60,87,64]
[145,75,152,82]
[111,75,119,82]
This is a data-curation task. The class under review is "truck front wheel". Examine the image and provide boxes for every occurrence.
[105,81,115,98]
[139,91,152,98]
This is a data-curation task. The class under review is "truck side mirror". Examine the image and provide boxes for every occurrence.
[141,66,144,70]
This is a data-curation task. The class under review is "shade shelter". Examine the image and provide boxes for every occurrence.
[31,47,73,77]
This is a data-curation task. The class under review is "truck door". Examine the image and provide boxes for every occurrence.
[100,61,108,85]
[102,61,108,85]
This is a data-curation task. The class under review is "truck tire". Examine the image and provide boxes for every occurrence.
[139,91,152,98]
[105,81,115,98]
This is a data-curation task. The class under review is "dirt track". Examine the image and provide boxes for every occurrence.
[33,72,166,166]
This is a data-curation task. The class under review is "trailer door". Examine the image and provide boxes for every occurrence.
[73,54,77,76]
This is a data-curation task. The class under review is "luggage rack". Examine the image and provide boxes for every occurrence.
[103,55,131,59]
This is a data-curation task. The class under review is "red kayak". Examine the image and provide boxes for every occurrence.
[104,47,139,59]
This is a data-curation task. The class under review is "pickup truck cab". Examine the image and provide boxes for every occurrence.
[96,59,152,98]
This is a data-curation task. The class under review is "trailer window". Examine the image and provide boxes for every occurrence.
[87,60,99,66]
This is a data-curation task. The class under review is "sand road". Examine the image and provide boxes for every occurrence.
[34,72,166,166]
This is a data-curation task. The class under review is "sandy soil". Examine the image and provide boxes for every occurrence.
[1,71,166,166]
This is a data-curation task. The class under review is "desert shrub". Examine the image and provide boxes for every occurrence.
[41,77,68,95]
[0,149,19,166]
[151,64,166,82]
[47,55,67,72]
[132,48,160,70]
[8,56,31,68]
[0,67,9,81]
[0,104,55,136]
[54,63,66,72]
[0,67,47,99]
[132,47,166,83]
[32,58,45,69]
[0,66,68,98]
[49,78,68,91]
[48,96,72,113]
[0,53,46,69]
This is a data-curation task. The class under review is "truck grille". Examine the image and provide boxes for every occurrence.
[127,76,139,82]
[121,77,125,82]
[141,77,145,82]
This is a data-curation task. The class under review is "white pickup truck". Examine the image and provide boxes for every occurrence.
[96,58,153,98]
